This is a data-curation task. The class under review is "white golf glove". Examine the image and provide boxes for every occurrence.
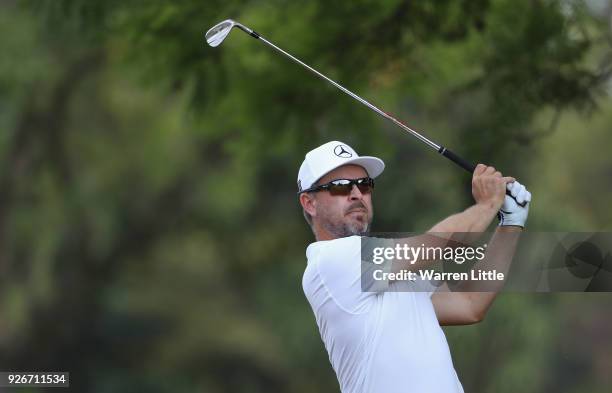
[498,181,531,228]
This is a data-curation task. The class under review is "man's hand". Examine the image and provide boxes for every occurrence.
[471,164,515,211]
[498,181,531,228]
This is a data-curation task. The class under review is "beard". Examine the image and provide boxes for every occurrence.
[316,201,373,238]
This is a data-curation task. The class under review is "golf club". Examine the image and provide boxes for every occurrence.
[205,19,526,207]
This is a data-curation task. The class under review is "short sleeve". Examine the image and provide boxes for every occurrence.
[360,236,395,292]
[313,236,382,314]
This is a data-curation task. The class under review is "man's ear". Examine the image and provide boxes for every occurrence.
[299,193,316,217]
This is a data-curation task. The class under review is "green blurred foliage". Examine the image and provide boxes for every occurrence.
[1,0,612,392]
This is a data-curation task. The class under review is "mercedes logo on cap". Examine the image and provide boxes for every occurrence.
[334,144,353,158]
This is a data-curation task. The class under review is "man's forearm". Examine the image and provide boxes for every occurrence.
[461,226,522,319]
[428,203,499,233]
[390,204,500,274]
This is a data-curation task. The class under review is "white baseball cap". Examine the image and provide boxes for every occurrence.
[297,141,385,192]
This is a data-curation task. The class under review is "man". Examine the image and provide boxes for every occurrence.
[297,141,531,393]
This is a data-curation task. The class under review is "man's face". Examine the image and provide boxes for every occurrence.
[307,164,374,239]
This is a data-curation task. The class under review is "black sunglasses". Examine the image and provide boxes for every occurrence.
[299,177,375,196]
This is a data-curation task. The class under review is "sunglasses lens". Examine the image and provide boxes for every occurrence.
[328,183,353,196]
[357,178,374,194]
[357,183,373,194]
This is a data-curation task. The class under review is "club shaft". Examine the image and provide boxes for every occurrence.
[231,22,526,206]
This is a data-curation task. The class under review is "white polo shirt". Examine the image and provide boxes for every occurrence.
[302,236,464,393]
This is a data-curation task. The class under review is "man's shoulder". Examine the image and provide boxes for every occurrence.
[306,235,362,261]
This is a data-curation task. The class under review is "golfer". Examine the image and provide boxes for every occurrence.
[298,141,531,393]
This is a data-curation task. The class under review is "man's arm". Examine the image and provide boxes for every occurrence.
[427,200,499,233]
[431,226,522,325]
[388,164,512,274]
[428,164,513,234]
[380,164,530,326]
[431,177,531,325]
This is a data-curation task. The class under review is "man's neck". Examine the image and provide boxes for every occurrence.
[313,224,336,241]
[315,230,336,242]
[314,224,370,241]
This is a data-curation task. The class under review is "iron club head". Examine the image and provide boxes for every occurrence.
[205,19,237,47]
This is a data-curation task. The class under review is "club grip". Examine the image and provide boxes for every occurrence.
[439,147,476,173]
[438,147,527,207]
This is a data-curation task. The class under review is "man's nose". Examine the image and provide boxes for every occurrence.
[349,184,363,200]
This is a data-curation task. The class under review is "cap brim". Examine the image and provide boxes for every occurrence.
[321,156,385,182]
